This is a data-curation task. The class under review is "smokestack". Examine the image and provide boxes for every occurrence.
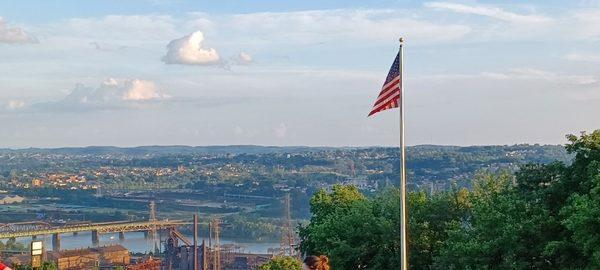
[194,214,198,270]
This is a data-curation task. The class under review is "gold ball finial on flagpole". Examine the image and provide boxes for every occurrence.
[399,37,404,43]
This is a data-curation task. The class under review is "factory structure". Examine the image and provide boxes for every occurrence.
[1,199,298,270]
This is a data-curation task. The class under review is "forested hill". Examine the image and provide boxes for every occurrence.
[0,144,569,160]
[403,144,570,188]
[0,144,570,191]
[0,145,338,155]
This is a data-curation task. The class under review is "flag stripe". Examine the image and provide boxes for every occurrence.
[375,80,400,104]
[369,90,400,116]
[369,92,400,116]
[372,92,400,111]
[368,52,401,117]
[377,77,400,98]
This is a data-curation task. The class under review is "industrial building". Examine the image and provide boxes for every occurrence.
[6,244,130,270]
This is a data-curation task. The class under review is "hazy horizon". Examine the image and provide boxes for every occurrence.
[0,141,570,150]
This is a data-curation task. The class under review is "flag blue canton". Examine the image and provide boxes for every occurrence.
[369,52,402,116]
[384,53,400,86]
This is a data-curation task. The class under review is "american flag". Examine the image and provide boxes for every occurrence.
[368,53,401,116]
[0,261,13,270]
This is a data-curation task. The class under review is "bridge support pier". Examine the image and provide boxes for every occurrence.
[52,233,61,251]
[92,230,100,246]
[73,232,78,236]
[119,231,125,241]
[32,235,37,241]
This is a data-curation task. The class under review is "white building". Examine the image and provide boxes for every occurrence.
[0,194,25,204]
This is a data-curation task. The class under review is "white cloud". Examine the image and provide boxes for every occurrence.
[416,68,600,101]
[564,52,600,62]
[422,68,599,86]
[122,79,168,100]
[6,100,25,110]
[225,9,471,44]
[64,78,169,104]
[488,68,599,85]
[425,2,551,24]
[0,17,37,44]
[162,31,220,65]
[234,52,253,65]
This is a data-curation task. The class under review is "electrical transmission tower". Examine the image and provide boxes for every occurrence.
[95,185,102,198]
[280,193,296,257]
[149,201,157,222]
[148,201,157,240]
[210,218,221,270]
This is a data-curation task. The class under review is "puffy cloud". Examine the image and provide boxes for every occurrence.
[123,79,168,100]
[233,52,253,65]
[425,2,551,24]
[6,100,25,110]
[162,31,220,65]
[0,17,37,44]
[64,78,169,105]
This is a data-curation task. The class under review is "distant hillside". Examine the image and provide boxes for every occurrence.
[0,144,569,159]
[0,145,341,155]
[0,143,573,197]
[404,144,571,187]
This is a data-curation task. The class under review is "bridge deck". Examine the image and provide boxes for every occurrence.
[0,220,188,239]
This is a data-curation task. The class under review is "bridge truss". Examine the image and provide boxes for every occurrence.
[0,220,187,239]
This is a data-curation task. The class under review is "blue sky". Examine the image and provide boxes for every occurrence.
[1,0,599,147]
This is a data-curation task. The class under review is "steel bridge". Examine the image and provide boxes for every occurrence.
[0,220,188,251]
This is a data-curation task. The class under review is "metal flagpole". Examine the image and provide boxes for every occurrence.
[398,37,408,270]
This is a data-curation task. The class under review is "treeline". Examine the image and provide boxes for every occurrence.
[0,238,26,252]
[299,130,600,269]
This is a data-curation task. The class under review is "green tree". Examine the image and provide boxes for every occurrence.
[300,186,467,269]
[408,184,469,269]
[257,256,302,270]
[299,184,366,255]
[559,131,600,269]
[300,185,393,269]
[13,262,57,270]
[434,173,555,269]
[435,131,600,269]
[308,184,366,223]
[0,238,26,252]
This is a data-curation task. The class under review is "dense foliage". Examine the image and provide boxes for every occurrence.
[257,256,302,270]
[300,130,600,269]
[13,262,57,270]
[0,238,26,252]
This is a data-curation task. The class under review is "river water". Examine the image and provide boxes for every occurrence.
[16,231,278,254]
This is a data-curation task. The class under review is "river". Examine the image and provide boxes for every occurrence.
[16,231,279,254]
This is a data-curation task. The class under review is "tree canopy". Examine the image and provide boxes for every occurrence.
[257,256,302,270]
[300,130,600,270]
